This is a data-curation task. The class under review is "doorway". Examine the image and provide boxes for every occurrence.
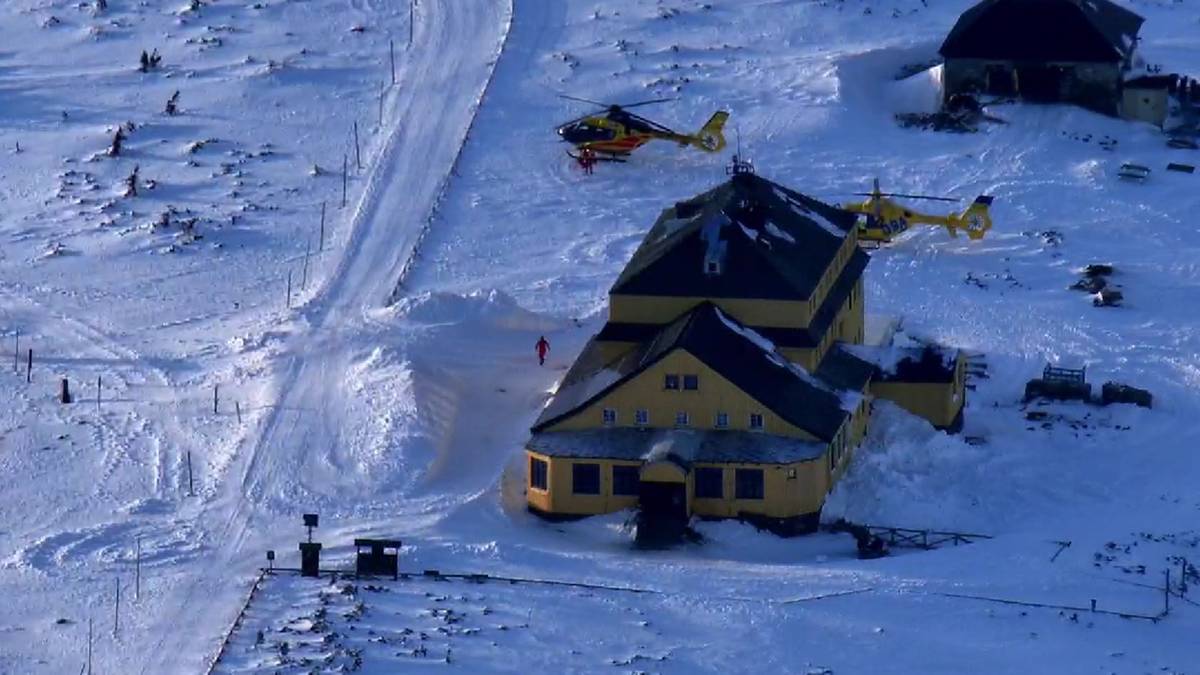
[636,480,688,546]
[1016,65,1065,102]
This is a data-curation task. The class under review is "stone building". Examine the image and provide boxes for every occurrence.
[939,0,1144,116]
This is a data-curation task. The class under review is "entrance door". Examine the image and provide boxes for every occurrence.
[1016,65,1064,102]
[985,65,1016,97]
[636,481,688,546]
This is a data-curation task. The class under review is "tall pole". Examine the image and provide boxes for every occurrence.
[96,376,101,412]
[390,39,396,84]
[187,451,194,497]
[409,2,414,49]
[353,121,361,170]
[113,577,120,636]
[12,330,17,372]
[213,384,219,414]
[26,348,32,383]
[135,535,141,601]
[286,271,293,308]
[1164,569,1171,615]
[341,155,348,208]
[87,617,92,675]
[301,240,310,291]
[319,201,326,252]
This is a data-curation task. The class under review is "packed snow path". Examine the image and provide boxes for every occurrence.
[139,2,512,671]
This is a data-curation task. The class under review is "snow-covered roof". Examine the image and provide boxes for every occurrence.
[528,428,829,465]
[610,172,862,302]
[533,302,861,441]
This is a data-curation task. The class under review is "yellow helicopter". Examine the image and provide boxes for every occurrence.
[556,95,729,162]
[842,179,994,243]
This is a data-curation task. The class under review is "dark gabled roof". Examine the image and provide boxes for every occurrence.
[532,302,855,441]
[598,246,869,349]
[528,428,828,465]
[939,0,1144,63]
[815,344,876,393]
[843,344,959,384]
[610,173,858,301]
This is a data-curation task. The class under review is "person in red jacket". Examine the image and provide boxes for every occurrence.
[535,336,550,366]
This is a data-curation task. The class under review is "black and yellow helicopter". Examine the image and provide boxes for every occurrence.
[842,179,995,243]
[555,95,729,162]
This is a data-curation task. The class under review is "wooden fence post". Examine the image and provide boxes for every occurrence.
[319,201,326,252]
[187,451,194,497]
[390,39,396,83]
[60,378,71,404]
[353,121,361,171]
[12,330,17,373]
[26,348,32,383]
[213,384,219,414]
[341,155,348,208]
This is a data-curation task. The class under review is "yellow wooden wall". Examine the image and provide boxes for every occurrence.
[869,355,965,429]
[545,349,821,442]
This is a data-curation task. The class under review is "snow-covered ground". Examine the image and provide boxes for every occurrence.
[2,0,1199,672]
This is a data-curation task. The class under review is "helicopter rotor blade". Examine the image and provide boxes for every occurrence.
[852,192,960,202]
[558,94,609,108]
[618,97,677,109]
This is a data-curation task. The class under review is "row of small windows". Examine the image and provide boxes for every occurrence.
[603,408,764,430]
[530,458,766,501]
[663,374,699,391]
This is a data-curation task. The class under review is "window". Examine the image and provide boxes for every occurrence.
[530,457,548,490]
[572,463,600,495]
[705,260,720,275]
[714,412,729,429]
[602,408,617,426]
[675,411,689,427]
[735,468,764,500]
[683,374,699,391]
[749,413,764,431]
[612,465,639,496]
[695,467,723,499]
[635,409,649,426]
[664,374,680,390]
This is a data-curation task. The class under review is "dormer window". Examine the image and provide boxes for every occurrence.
[705,260,721,275]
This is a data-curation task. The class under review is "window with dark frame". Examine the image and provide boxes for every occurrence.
[664,374,680,390]
[714,412,729,429]
[572,463,600,495]
[635,409,649,426]
[675,411,689,427]
[683,374,699,390]
[749,413,764,431]
[602,408,617,426]
[735,468,764,500]
[530,457,548,490]
[695,467,723,499]
[612,465,640,496]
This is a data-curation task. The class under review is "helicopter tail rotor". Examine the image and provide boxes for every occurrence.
[952,195,994,240]
[690,111,729,153]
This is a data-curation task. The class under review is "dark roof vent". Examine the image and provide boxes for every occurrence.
[726,154,755,176]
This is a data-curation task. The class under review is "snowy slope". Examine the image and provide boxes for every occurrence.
[2,0,1200,673]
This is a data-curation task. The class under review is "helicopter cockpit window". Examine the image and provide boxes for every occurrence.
[564,123,616,143]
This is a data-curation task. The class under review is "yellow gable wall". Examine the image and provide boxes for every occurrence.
[545,348,822,442]
[609,295,810,329]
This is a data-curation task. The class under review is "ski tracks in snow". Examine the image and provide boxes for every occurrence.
[137,2,514,672]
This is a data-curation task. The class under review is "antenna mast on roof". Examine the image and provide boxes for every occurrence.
[726,124,754,176]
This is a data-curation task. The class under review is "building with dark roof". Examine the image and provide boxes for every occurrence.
[939,0,1145,116]
[525,169,967,538]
